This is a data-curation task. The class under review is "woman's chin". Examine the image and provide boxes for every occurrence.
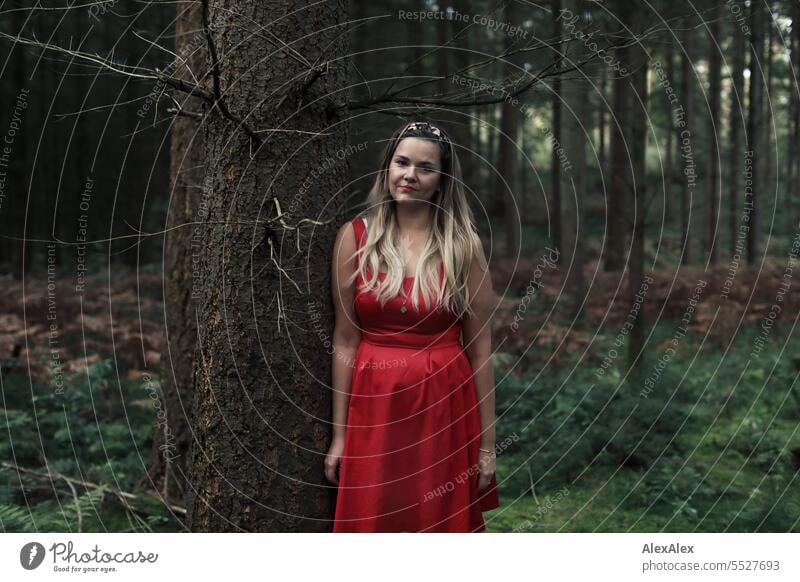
[393,193,424,204]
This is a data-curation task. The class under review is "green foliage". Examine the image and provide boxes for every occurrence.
[1,358,179,532]
[0,486,107,532]
[493,321,800,531]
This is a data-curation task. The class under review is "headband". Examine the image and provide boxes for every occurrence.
[401,121,451,144]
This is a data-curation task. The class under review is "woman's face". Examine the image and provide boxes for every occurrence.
[387,137,443,206]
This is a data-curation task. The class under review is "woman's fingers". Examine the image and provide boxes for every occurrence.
[324,456,340,484]
[476,471,494,492]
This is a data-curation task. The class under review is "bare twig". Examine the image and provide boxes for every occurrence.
[2,461,187,517]
[54,469,84,532]
[166,93,204,120]
[0,214,333,247]
[200,0,261,145]
[267,237,302,294]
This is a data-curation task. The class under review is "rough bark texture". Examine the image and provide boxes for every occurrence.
[142,1,206,514]
[185,0,348,532]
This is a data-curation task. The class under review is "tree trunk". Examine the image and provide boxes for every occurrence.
[680,15,693,266]
[185,0,348,532]
[598,65,607,185]
[142,1,206,513]
[559,0,586,325]
[620,2,649,380]
[729,5,745,257]
[4,0,30,278]
[606,8,629,272]
[707,1,721,265]
[792,1,800,228]
[552,0,563,263]
[496,1,520,257]
[747,0,764,263]
[664,44,674,224]
[763,5,774,224]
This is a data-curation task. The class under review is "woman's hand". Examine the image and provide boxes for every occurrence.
[476,449,496,493]
[324,437,345,484]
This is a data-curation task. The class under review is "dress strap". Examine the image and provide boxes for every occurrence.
[351,216,367,248]
[351,216,367,270]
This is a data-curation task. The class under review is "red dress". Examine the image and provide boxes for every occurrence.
[333,216,500,533]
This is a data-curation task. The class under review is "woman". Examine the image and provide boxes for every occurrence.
[325,121,499,532]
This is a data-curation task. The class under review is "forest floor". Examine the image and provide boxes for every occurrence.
[1,258,799,532]
[487,412,800,533]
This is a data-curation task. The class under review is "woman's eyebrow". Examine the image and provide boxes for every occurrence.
[394,154,437,166]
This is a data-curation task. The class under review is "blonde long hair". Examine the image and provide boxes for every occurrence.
[348,121,482,318]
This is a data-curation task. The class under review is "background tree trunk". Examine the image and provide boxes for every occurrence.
[729,4,745,257]
[606,3,630,272]
[664,43,674,224]
[621,2,649,379]
[496,1,520,257]
[707,1,721,265]
[747,0,764,263]
[552,0,563,263]
[558,0,587,325]
[680,15,693,265]
[792,1,800,228]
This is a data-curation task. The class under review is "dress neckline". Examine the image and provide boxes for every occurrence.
[375,262,443,281]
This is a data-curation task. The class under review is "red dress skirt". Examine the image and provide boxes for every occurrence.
[333,216,500,532]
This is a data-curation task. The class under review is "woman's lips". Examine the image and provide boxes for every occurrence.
[399,186,415,192]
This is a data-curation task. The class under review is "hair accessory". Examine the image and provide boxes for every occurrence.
[402,121,450,144]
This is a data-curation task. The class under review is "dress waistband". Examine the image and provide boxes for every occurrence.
[360,334,463,350]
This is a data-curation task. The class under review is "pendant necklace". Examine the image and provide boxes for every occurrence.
[400,283,409,313]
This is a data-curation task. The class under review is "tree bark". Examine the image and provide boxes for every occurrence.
[792,1,800,228]
[606,5,630,272]
[747,0,764,263]
[707,1,721,265]
[142,0,206,514]
[680,15,693,266]
[729,5,745,257]
[552,0,563,263]
[620,2,649,380]
[185,0,348,532]
[665,43,674,224]
[496,1,521,257]
[559,0,587,326]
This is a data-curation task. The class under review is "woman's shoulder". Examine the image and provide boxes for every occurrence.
[347,214,369,240]
[335,214,366,251]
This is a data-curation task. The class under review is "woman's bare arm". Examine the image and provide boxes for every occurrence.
[330,221,362,442]
[461,232,497,452]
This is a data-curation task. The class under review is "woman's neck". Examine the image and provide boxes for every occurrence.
[394,205,432,236]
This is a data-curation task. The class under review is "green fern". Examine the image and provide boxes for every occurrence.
[0,485,109,532]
